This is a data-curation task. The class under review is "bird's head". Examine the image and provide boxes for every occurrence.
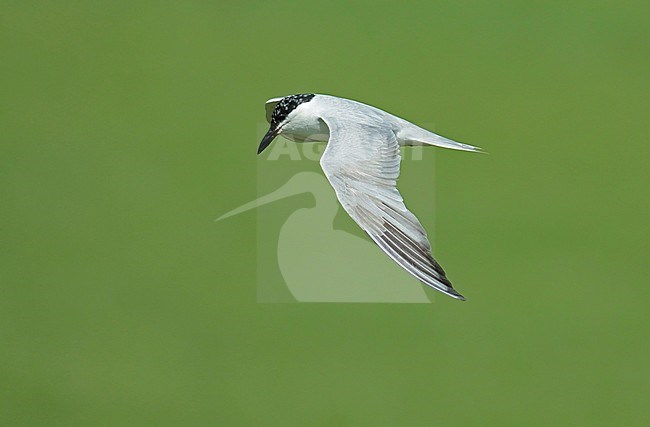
[258,93,315,154]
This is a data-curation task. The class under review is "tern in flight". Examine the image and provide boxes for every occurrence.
[258,94,481,300]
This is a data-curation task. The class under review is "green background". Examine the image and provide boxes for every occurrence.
[2,1,648,425]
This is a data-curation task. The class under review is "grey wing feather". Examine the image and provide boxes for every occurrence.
[318,114,465,300]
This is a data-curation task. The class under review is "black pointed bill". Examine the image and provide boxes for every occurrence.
[257,125,280,155]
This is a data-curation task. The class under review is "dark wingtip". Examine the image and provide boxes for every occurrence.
[448,288,466,301]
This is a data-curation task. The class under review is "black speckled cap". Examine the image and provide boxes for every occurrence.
[270,93,315,126]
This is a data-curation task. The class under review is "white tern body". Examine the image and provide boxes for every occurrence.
[258,94,481,300]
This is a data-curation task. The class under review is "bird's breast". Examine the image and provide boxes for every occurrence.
[281,116,330,143]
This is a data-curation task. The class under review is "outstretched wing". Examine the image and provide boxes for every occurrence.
[318,114,465,300]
